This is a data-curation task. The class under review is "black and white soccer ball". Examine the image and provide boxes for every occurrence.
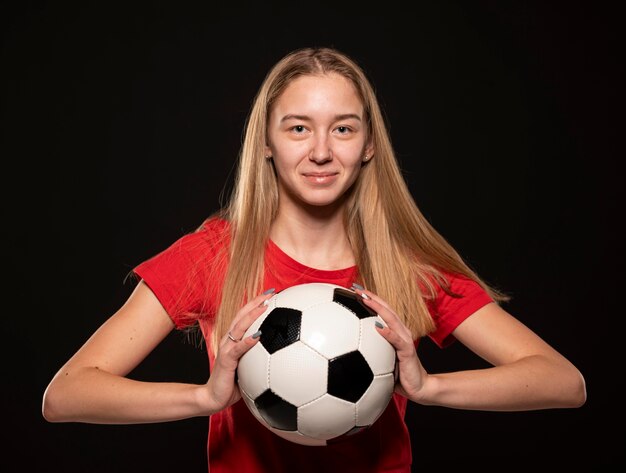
[237,282,398,446]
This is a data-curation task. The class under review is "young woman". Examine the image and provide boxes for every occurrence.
[42,47,586,472]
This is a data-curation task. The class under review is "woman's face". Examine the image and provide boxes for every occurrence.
[266,72,372,211]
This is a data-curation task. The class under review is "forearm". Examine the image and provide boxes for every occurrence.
[412,355,586,411]
[42,366,215,424]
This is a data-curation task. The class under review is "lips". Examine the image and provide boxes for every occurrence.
[302,172,339,185]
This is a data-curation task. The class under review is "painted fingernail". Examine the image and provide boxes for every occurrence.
[361,292,370,300]
[375,321,384,329]
[351,283,364,291]
[252,330,262,339]
[262,299,271,306]
[263,288,276,295]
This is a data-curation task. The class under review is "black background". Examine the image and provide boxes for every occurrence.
[2,1,623,471]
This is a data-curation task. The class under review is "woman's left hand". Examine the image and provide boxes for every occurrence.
[353,288,428,401]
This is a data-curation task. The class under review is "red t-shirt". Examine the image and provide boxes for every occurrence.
[134,217,493,473]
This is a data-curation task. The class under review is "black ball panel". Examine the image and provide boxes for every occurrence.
[254,389,298,431]
[327,351,374,402]
[345,425,369,435]
[326,425,369,445]
[332,288,377,319]
[259,307,302,354]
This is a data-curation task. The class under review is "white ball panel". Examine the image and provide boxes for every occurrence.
[269,342,328,406]
[359,316,397,375]
[237,343,270,399]
[300,301,360,358]
[274,282,341,311]
[355,373,395,426]
[268,427,328,446]
[298,394,356,440]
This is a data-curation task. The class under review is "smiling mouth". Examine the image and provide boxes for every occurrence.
[302,172,339,185]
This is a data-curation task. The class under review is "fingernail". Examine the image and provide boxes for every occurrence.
[351,283,364,291]
[361,292,370,300]
[262,299,270,306]
[263,288,276,295]
[375,321,384,329]
[252,330,262,339]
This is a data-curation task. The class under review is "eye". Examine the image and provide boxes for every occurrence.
[291,125,306,134]
[335,125,352,135]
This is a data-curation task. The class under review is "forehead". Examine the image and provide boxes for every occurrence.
[272,73,363,116]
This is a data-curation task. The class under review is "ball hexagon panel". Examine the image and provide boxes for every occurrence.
[359,317,397,375]
[275,282,338,311]
[237,342,270,399]
[327,351,374,403]
[269,342,328,406]
[259,307,302,354]
[300,300,360,359]
[298,394,356,440]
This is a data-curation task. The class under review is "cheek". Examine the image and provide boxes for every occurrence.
[271,156,300,184]
[344,150,365,172]
[340,158,363,185]
[346,166,363,186]
[272,140,309,161]
[337,141,366,163]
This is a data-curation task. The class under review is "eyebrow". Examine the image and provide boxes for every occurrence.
[280,113,362,123]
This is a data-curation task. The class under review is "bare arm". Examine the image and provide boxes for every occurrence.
[413,303,586,410]
[357,290,587,411]
[42,281,270,424]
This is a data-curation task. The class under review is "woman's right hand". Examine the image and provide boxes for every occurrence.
[202,290,274,413]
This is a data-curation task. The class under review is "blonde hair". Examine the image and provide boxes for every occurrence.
[208,47,507,355]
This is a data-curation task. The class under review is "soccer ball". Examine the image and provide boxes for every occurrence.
[237,282,398,446]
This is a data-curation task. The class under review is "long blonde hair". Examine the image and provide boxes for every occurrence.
[208,47,507,355]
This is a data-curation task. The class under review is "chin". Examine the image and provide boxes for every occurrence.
[298,191,348,209]
[281,182,351,209]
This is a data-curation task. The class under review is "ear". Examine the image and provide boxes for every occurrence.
[363,143,375,162]
[264,145,273,159]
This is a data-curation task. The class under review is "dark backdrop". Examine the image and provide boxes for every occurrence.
[2,1,623,471]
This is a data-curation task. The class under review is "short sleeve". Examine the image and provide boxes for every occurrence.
[427,273,494,348]
[133,218,228,329]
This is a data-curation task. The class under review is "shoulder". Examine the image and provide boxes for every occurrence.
[196,215,230,238]
[131,216,231,325]
[134,216,230,277]
[439,271,489,298]
[154,216,230,261]
[427,270,495,347]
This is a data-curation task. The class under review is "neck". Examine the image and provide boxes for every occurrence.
[269,202,355,270]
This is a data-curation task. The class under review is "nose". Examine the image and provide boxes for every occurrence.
[309,135,332,164]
